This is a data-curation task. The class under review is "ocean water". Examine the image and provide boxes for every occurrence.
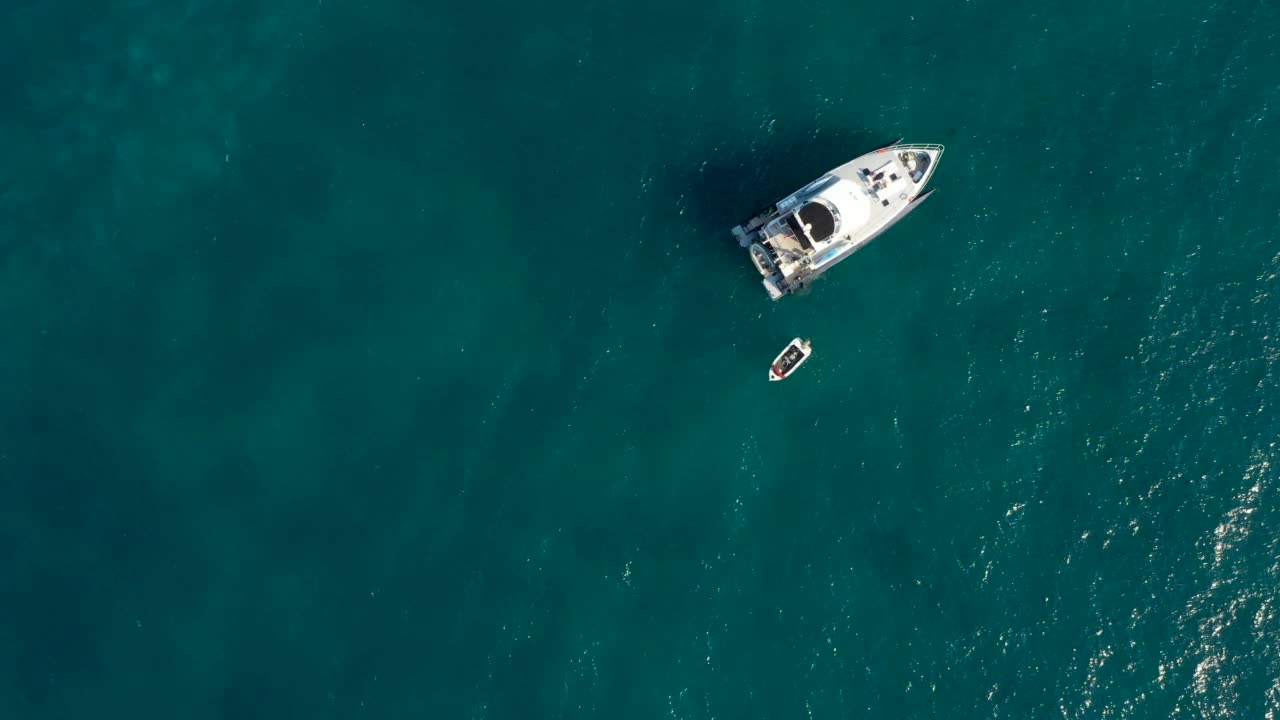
[3,0,1280,717]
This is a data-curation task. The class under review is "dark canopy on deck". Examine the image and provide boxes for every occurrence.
[797,201,836,242]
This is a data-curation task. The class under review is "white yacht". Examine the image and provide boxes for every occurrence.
[731,141,944,300]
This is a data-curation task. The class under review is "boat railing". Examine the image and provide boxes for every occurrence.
[890,142,945,154]
[889,143,944,184]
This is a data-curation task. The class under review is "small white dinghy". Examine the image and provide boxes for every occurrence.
[769,338,813,381]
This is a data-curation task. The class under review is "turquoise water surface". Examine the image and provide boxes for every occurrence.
[4,0,1280,717]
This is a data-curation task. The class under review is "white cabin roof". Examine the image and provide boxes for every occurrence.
[812,178,871,237]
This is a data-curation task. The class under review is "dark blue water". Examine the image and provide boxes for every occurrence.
[3,0,1280,717]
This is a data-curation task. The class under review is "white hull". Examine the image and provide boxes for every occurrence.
[731,142,945,300]
[769,338,812,381]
